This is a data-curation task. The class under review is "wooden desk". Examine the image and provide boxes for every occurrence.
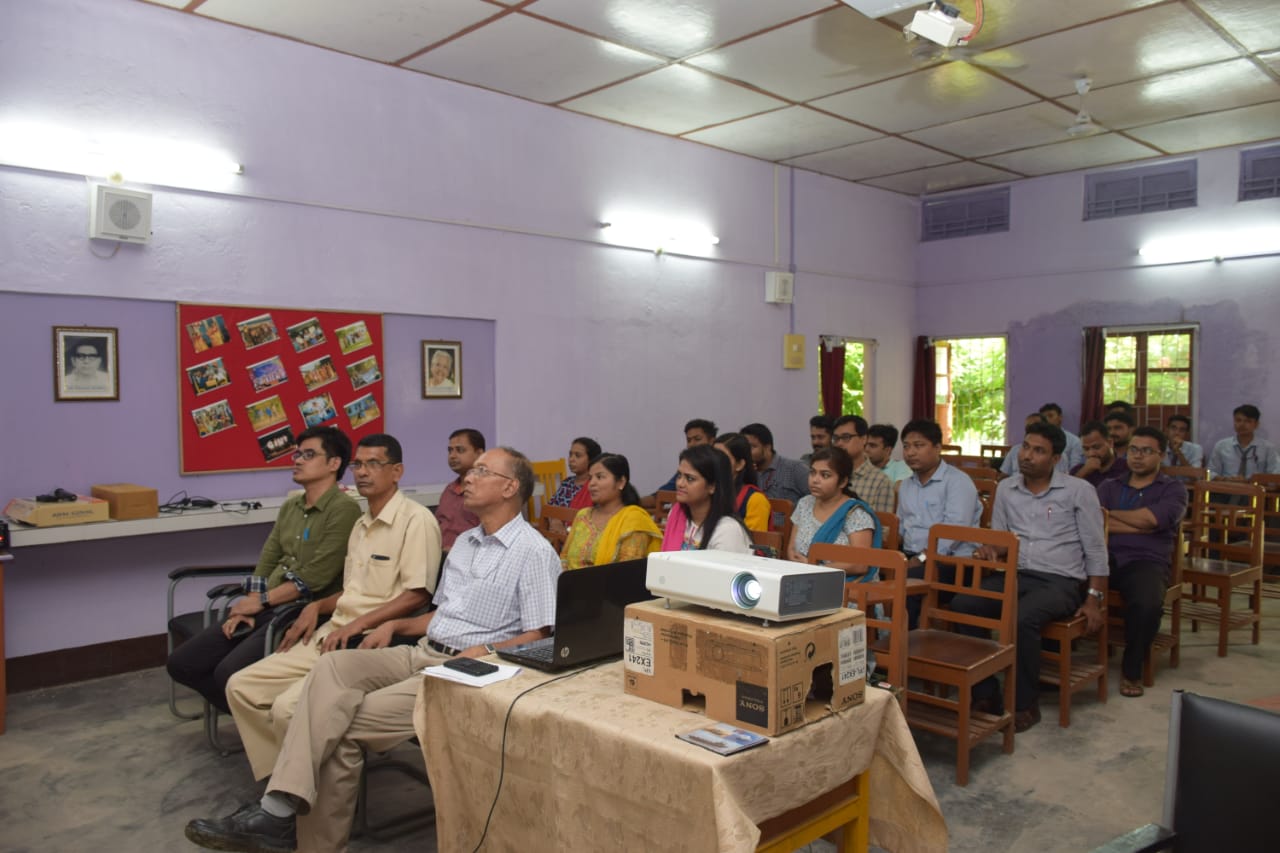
[414,661,946,853]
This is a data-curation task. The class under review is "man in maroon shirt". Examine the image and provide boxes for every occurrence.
[434,428,483,551]
[1096,426,1187,698]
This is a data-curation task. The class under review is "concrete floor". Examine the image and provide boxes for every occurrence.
[1,597,1276,853]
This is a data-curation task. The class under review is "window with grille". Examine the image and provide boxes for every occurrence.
[1240,144,1280,201]
[921,187,1010,241]
[1102,328,1195,428]
[1084,161,1196,220]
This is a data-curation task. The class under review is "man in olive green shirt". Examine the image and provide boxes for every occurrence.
[166,426,362,712]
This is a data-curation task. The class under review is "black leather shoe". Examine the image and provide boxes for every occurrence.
[1014,704,1042,733]
[185,802,297,853]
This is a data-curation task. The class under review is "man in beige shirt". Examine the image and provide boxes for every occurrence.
[226,433,442,780]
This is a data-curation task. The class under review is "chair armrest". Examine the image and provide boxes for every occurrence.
[1089,824,1175,853]
[168,564,256,581]
[267,601,307,629]
[206,582,246,600]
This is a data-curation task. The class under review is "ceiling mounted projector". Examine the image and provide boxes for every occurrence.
[645,551,846,623]
[904,2,975,48]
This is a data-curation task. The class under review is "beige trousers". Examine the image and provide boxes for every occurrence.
[225,622,339,779]
[268,644,445,853]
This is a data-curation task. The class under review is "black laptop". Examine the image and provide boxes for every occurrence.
[496,557,652,671]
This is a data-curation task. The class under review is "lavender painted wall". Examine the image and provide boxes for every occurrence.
[2,0,919,657]
[917,146,1280,446]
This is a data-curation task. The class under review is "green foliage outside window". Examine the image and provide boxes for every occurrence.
[948,337,1007,453]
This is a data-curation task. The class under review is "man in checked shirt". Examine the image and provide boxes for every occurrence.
[186,446,560,853]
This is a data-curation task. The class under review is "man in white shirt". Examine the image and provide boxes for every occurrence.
[1164,415,1203,468]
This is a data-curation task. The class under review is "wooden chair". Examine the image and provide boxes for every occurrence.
[537,504,579,553]
[749,529,783,559]
[1037,509,1109,728]
[952,454,987,470]
[980,444,1011,463]
[905,524,1019,786]
[651,490,678,526]
[808,543,909,714]
[1107,523,1184,688]
[972,478,997,528]
[1182,480,1265,657]
[940,444,962,456]
[875,511,900,551]
[769,498,794,555]
[1250,473,1280,597]
[960,465,1002,482]
[1162,465,1207,483]
[528,458,567,518]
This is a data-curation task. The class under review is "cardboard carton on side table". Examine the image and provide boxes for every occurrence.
[622,598,866,737]
[91,483,159,520]
[4,496,110,527]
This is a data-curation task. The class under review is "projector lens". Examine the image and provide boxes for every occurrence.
[732,573,761,609]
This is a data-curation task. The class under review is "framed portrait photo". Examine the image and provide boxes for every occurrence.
[54,326,119,401]
[422,340,462,399]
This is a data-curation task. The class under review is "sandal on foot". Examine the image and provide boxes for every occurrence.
[1120,679,1144,698]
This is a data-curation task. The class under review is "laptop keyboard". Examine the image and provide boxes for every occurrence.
[517,640,555,663]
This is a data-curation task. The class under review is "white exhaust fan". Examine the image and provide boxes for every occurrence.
[89,183,152,243]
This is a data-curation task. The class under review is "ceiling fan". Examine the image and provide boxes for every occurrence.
[1065,76,1101,137]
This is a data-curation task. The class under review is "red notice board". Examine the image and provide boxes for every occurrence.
[178,304,385,474]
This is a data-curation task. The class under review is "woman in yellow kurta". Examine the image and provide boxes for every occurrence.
[713,432,771,532]
[561,453,662,570]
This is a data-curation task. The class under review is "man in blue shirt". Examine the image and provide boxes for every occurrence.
[1164,415,1204,468]
[953,422,1109,732]
[1208,404,1280,480]
[897,419,981,628]
[1039,403,1085,470]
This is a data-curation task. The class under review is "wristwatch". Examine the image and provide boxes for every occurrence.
[484,644,496,655]
[1086,588,1105,604]
[260,591,270,607]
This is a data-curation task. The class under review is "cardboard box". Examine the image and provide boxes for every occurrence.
[4,496,110,527]
[91,483,159,520]
[622,599,866,736]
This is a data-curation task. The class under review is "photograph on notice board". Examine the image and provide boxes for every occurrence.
[300,354,338,392]
[346,355,382,390]
[422,340,461,398]
[186,315,230,353]
[287,317,326,353]
[192,399,236,438]
[236,313,279,349]
[245,395,288,433]
[345,393,381,430]
[186,357,231,396]
[336,320,372,355]
[247,355,289,394]
[257,425,297,462]
[54,326,119,401]
[299,392,337,428]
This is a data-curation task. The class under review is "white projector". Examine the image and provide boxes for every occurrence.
[646,551,846,623]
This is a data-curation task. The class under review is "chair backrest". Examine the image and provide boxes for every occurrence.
[528,458,567,518]
[1250,473,1280,566]
[875,511,900,551]
[940,444,962,456]
[980,444,1011,461]
[1186,480,1265,566]
[961,465,1002,482]
[537,504,579,552]
[952,454,987,470]
[1163,465,1207,483]
[1165,690,1280,851]
[768,497,794,554]
[807,543,909,699]
[749,528,783,558]
[971,478,997,528]
[921,524,1019,642]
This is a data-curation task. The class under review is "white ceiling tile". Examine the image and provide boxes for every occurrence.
[1081,59,1280,130]
[989,4,1240,98]
[196,0,498,63]
[686,7,924,102]
[561,64,787,135]
[525,0,831,59]
[404,15,662,103]
[1261,51,1280,75]
[785,137,956,182]
[683,107,881,162]
[905,102,1081,158]
[980,134,1159,176]
[1195,0,1280,52]
[881,0,1163,51]
[1124,102,1280,153]
[811,63,1037,133]
[862,161,1020,196]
